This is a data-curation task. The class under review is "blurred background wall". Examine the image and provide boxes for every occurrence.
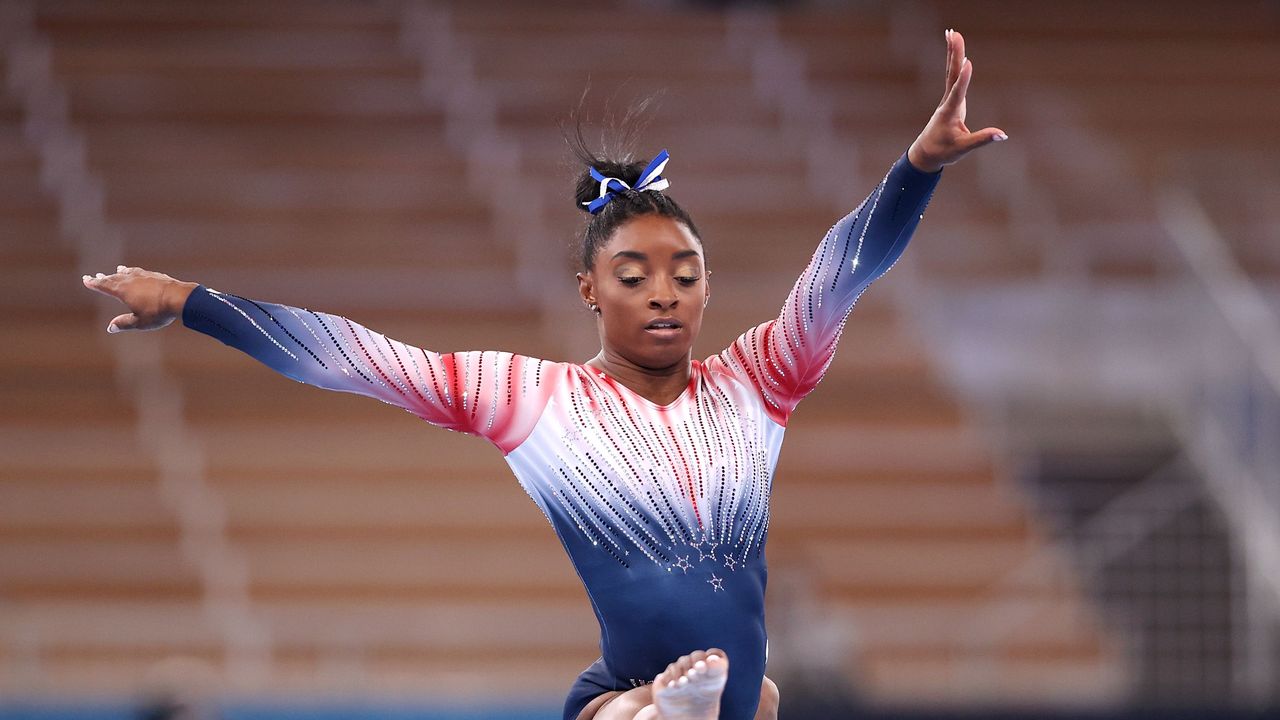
[1,0,1276,717]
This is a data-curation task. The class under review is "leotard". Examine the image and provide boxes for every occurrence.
[181,152,941,719]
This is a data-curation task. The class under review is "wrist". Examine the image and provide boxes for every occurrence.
[907,143,944,174]
[163,280,198,316]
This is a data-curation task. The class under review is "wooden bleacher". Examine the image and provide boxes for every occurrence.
[13,0,1277,706]
[0,36,221,693]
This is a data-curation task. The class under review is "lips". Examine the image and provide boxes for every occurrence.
[645,317,683,330]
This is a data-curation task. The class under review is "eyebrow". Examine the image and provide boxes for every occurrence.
[611,250,701,262]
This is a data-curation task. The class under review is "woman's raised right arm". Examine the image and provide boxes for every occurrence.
[81,266,551,451]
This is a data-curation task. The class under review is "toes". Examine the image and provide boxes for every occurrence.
[654,665,674,690]
[655,648,731,691]
[672,655,692,676]
[704,651,727,678]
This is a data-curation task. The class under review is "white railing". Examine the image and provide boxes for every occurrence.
[397,0,566,345]
[730,0,1280,706]
[1,0,267,692]
[1157,186,1280,702]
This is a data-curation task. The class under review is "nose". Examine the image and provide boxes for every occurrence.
[648,276,678,310]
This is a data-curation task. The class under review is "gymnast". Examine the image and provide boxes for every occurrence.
[82,29,1003,720]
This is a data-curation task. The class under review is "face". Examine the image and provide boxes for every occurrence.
[577,214,709,371]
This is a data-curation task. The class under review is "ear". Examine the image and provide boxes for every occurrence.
[576,271,596,308]
[704,269,711,307]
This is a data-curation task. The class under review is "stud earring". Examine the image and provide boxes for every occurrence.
[588,303,599,313]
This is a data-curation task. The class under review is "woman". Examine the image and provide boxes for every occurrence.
[82,29,1003,720]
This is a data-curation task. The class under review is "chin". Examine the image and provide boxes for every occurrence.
[634,345,693,371]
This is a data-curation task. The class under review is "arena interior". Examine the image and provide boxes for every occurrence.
[1,0,1277,718]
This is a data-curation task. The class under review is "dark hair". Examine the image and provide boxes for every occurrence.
[562,93,702,272]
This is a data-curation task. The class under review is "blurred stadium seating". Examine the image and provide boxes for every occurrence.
[2,0,1276,717]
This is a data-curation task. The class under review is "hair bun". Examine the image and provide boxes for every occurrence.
[573,158,648,214]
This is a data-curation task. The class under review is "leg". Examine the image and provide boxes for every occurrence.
[754,676,779,720]
[576,649,730,720]
[577,686,652,720]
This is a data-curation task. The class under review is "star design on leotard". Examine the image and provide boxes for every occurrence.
[688,538,704,556]
[698,542,718,562]
[707,573,724,592]
[723,555,737,572]
[672,555,693,574]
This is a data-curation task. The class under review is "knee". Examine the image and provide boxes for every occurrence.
[758,676,780,718]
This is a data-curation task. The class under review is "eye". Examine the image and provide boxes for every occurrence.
[618,276,644,286]
[676,276,700,285]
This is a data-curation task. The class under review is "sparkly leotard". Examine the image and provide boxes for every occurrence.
[181,153,940,719]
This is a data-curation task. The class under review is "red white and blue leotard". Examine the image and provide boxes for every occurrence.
[181,153,940,719]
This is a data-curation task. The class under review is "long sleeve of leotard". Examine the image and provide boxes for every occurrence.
[713,152,941,425]
[181,287,551,452]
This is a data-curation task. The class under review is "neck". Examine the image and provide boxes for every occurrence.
[586,349,693,405]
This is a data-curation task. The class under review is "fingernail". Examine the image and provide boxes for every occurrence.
[95,272,105,279]
[82,274,91,282]
[107,325,119,334]
[117,265,126,272]
[994,132,1009,142]
[707,654,721,662]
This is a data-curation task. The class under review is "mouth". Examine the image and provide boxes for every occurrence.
[644,318,684,337]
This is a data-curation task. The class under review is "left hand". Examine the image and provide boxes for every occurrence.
[907,29,1007,174]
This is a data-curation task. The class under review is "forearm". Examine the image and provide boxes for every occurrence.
[794,151,941,338]
[718,152,943,421]
[177,284,543,447]
[841,151,941,298]
[180,284,443,415]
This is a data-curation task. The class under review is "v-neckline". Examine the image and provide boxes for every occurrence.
[583,363,698,411]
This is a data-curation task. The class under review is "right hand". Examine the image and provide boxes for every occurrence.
[907,29,1007,174]
[81,265,196,333]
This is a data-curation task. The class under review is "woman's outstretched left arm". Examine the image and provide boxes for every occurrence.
[715,29,1005,425]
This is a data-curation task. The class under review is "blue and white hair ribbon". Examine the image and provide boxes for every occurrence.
[583,149,671,214]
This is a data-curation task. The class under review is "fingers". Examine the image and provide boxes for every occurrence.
[944,29,965,96]
[82,271,116,295]
[944,29,952,91]
[940,55,972,117]
[941,127,1009,168]
[960,126,1009,153]
[107,313,139,334]
[81,265,137,291]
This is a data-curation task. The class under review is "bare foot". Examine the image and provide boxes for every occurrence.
[651,648,728,720]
